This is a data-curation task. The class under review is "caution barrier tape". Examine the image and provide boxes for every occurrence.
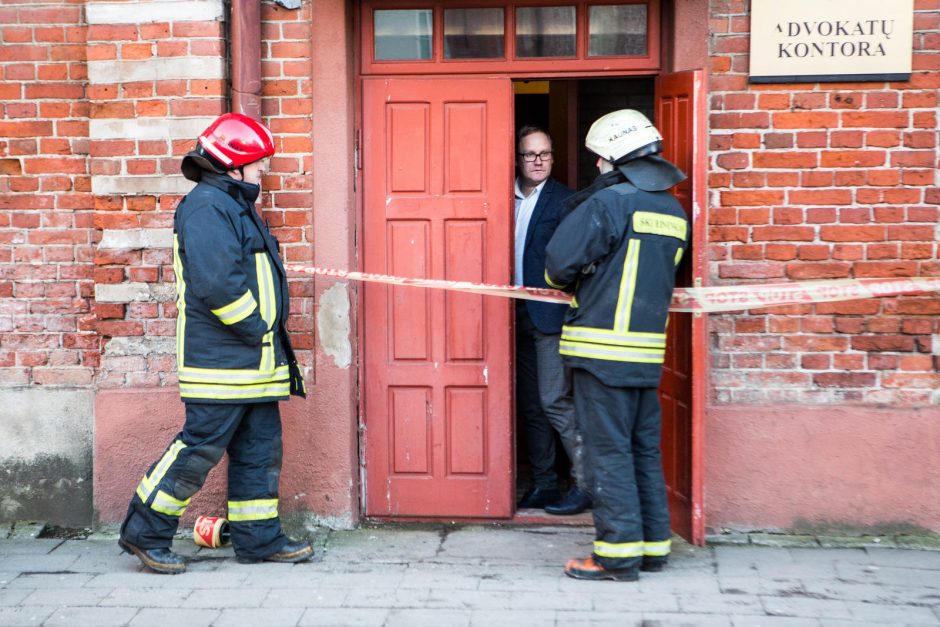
[284,264,940,314]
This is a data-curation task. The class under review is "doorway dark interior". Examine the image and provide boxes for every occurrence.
[512,76,656,514]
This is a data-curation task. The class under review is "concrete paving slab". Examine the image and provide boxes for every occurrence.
[19,587,111,607]
[43,606,140,626]
[5,572,93,589]
[843,600,940,624]
[321,528,442,562]
[128,608,220,626]
[0,605,56,627]
[99,587,192,607]
[0,588,31,607]
[299,607,388,626]
[385,607,471,626]
[759,595,853,619]
[865,547,940,570]
[213,607,305,626]
[470,609,558,626]
[181,586,269,608]
[262,586,348,608]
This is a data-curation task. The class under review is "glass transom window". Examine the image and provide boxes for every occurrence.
[374,9,433,61]
[444,8,506,59]
[515,6,576,58]
[588,4,647,57]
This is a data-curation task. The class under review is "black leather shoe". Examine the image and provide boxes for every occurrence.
[544,485,592,515]
[119,538,186,574]
[237,539,313,564]
[517,487,561,509]
[641,556,668,572]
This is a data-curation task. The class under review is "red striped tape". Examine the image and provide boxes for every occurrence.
[284,264,940,314]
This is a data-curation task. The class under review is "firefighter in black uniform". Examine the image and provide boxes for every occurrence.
[545,109,690,582]
[119,112,311,574]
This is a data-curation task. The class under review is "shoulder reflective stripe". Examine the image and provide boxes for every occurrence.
[560,340,665,363]
[643,539,671,556]
[544,270,567,290]
[675,247,684,266]
[151,490,191,517]
[594,540,643,558]
[613,239,640,333]
[178,364,289,384]
[228,498,278,521]
[136,439,186,503]
[633,211,688,241]
[179,381,291,400]
[173,235,187,368]
[212,290,258,325]
[562,327,666,348]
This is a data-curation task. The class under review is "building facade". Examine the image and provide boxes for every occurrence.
[0,0,937,540]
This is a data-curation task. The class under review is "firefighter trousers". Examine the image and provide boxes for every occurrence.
[120,401,288,561]
[571,368,671,571]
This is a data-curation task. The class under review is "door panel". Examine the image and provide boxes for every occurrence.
[656,70,705,545]
[363,78,513,518]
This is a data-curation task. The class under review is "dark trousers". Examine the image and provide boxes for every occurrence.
[120,402,288,561]
[516,303,583,490]
[572,368,670,571]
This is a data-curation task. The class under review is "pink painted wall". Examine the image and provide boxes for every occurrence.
[94,388,352,526]
[706,405,940,533]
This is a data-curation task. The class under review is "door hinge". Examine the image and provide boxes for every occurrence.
[355,128,362,171]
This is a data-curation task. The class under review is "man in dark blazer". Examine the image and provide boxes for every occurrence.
[514,126,591,515]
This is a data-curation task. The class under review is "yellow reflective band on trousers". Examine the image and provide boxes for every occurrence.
[151,490,191,517]
[178,364,290,385]
[644,539,671,556]
[136,439,186,504]
[228,498,278,522]
[594,540,644,558]
[179,380,291,401]
[212,290,258,326]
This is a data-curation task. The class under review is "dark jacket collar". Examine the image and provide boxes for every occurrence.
[199,171,261,206]
[564,169,627,211]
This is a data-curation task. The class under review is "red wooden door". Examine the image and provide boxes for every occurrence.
[656,70,706,545]
[362,77,514,518]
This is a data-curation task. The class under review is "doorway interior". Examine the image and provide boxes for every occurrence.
[512,76,658,513]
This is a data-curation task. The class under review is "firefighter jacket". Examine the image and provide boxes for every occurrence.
[544,169,690,388]
[172,172,305,403]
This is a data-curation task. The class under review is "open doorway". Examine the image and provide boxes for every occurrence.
[512,77,658,520]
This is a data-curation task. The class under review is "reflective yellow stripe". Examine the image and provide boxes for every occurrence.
[151,490,191,517]
[613,239,640,333]
[644,539,671,556]
[561,326,666,349]
[255,252,276,373]
[178,364,290,385]
[560,340,665,363]
[675,247,684,266]
[212,290,258,325]
[179,381,290,400]
[173,235,187,369]
[228,498,278,522]
[136,439,186,503]
[544,270,567,290]
[633,211,687,241]
[594,540,644,558]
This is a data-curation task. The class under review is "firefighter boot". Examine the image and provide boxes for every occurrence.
[564,556,638,582]
[118,538,187,574]
[237,539,313,564]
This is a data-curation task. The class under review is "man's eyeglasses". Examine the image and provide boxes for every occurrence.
[518,151,553,162]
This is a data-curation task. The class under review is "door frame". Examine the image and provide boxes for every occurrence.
[351,0,708,544]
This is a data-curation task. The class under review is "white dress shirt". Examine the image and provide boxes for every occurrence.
[514,178,546,286]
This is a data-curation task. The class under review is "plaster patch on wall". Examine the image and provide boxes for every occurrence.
[317,284,352,369]
[0,389,94,525]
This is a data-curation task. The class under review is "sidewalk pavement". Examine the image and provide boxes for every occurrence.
[1,521,939,626]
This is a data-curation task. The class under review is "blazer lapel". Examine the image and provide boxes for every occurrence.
[523,178,553,252]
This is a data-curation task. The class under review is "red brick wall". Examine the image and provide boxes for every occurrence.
[0,2,96,387]
[708,0,940,405]
[86,1,315,390]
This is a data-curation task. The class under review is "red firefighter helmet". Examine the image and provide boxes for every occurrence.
[181,112,275,182]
